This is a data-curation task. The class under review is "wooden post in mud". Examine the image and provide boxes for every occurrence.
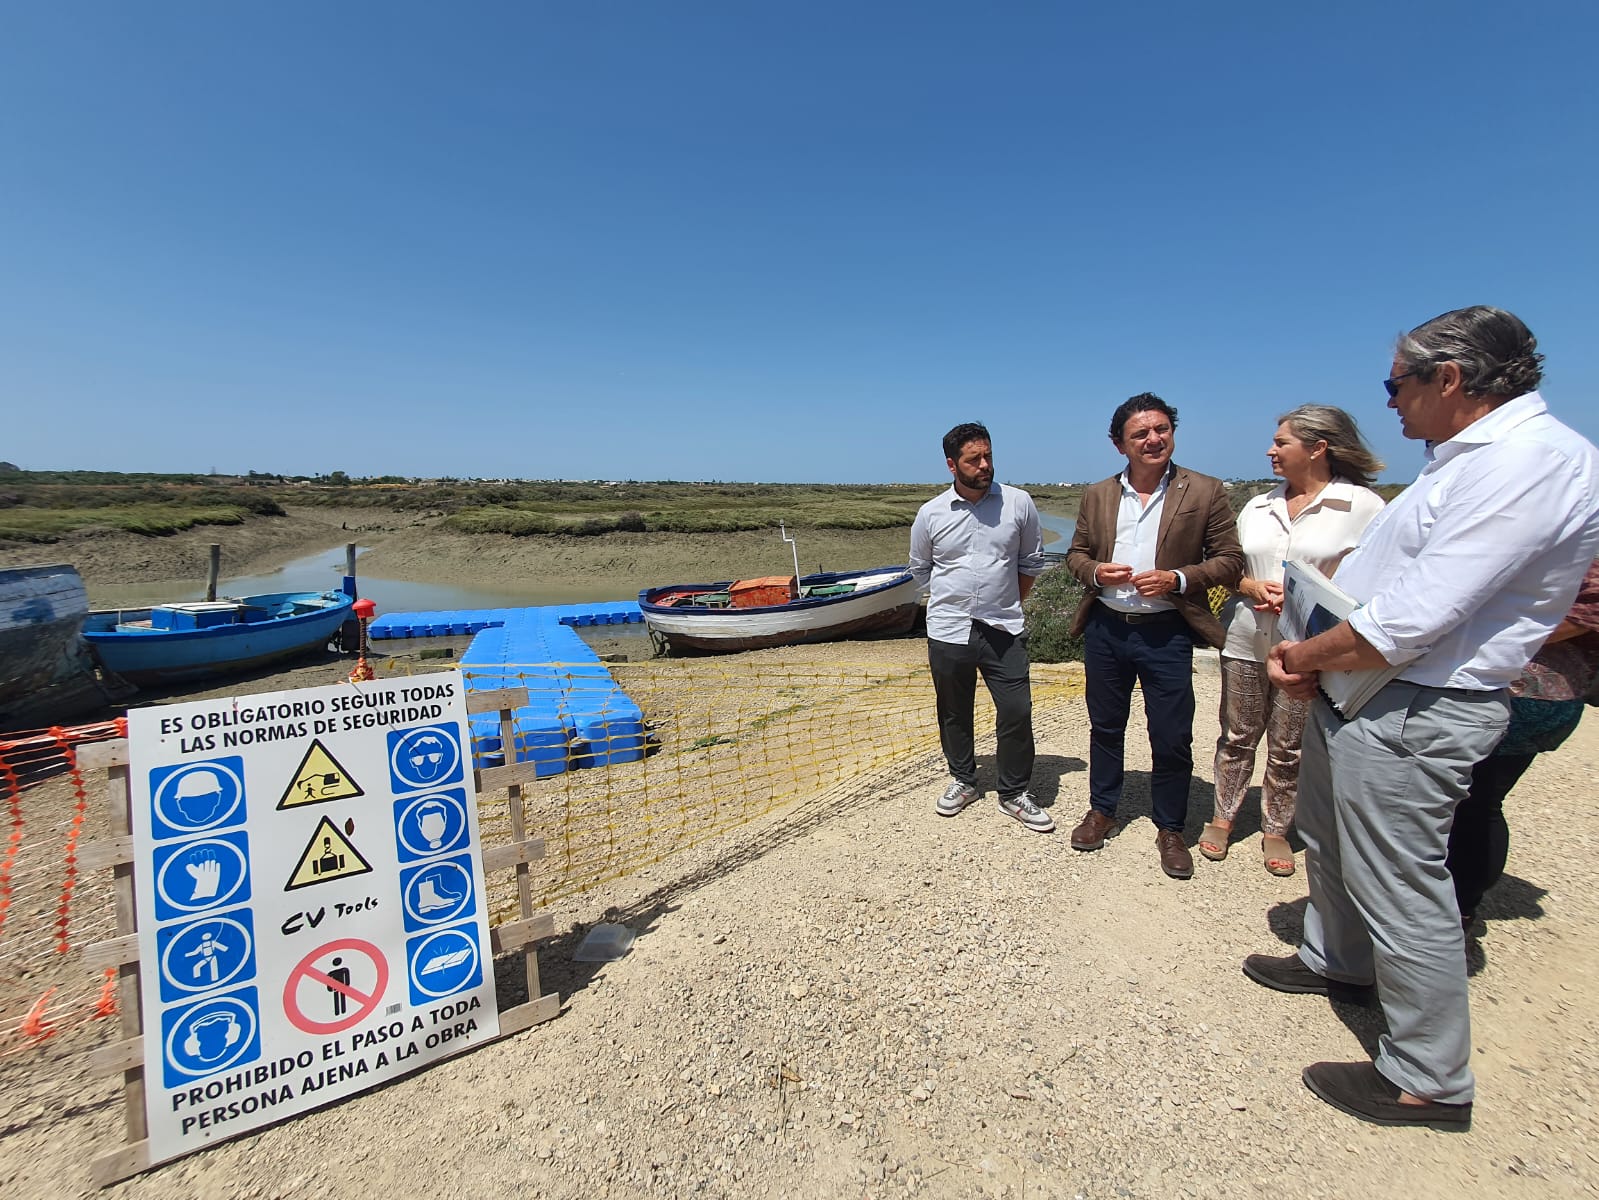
[204,544,220,601]
[346,542,357,577]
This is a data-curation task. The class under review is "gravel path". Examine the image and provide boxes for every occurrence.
[3,658,1596,1199]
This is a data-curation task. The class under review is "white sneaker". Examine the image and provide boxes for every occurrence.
[998,791,1055,832]
[936,779,981,816]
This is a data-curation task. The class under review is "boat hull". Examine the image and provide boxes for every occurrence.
[639,567,920,655]
[83,591,355,685]
[0,563,109,727]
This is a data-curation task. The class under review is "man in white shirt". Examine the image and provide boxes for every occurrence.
[908,422,1051,832]
[1246,306,1599,1130]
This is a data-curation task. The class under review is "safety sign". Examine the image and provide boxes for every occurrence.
[284,816,374,890]
[160,988,262,1088]
[152,832,252,922]
[405,923,484,1005]
[388,725,463,794]
[392,789,470,862]
[282,938,390,1036]
[127,671,500,1168]
[278,740,364,809]
[399,854,477,930]
[157,912,257,1003]
[148,757,247,841]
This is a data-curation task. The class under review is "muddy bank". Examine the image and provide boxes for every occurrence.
[0,507,409,606]
[359,524,915,598]
[1,507,921,608]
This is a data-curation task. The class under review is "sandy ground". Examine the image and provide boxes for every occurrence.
[3,515,1596,1197]
[1,642,1596,1199]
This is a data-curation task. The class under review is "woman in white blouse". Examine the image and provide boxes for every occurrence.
[1200,405,1386,874]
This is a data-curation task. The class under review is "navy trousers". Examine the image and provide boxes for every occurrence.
[927,623,1034,800]
[1446,752,1534,919]
[1083,606,1195,832]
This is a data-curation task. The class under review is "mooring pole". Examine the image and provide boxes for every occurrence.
[205,544,221,601]
[349,597,377,682]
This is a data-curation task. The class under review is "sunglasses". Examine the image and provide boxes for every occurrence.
[1383,370,1419,399]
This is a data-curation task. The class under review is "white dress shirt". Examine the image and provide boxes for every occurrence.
[1336,392,1599,690]
[1221,478,1385,662]
[1097,466,1184,614]
[909,482,1045,645]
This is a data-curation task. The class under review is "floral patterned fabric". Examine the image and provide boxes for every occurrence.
[1512,560,1599,702]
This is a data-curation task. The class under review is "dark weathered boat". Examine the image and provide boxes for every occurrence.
[639,566,919,654]
[0,563,110,727]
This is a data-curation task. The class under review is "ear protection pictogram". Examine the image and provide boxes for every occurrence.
[183,1011,242,1059]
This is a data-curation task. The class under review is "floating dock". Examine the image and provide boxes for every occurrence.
[370,602,646,775]
[366,601,642,639]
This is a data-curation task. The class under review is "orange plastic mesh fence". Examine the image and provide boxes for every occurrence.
[0,721,126,1055]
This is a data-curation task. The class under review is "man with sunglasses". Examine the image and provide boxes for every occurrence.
[1244,306,1599,1129]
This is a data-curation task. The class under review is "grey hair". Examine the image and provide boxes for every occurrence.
[1277,404,1384,488]
[1395,306,1543,398]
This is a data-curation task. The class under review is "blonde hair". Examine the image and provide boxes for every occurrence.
[1277,405,1384,488]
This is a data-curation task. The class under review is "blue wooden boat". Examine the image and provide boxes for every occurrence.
[82,590,355,685]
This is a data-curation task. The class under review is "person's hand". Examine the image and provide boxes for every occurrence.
[1268,641,1318,700]
[1252,580,1285,614]
[1131,569,1178,597]
[1095,562,1134,586]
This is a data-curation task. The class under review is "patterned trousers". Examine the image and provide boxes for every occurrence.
[1211,656,1308,837]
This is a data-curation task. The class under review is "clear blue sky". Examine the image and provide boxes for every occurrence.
[3,2,1595,486]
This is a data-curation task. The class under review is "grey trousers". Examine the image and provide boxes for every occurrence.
[1296,682,1508,1104]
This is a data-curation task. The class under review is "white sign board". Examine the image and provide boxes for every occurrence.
[126,673,500,1166]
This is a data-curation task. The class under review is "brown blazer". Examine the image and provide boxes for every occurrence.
[1064,464,1244,647]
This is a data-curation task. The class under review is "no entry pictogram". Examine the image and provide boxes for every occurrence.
[282,937,389,1036]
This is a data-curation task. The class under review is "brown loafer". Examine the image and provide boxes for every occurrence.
[1069,808,1118,850]
[1155,829,1193,878]
[1302,1061,1471,1130]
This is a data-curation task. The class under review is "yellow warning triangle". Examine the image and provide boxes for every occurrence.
[285,816,374,891]
[278,739,365,810]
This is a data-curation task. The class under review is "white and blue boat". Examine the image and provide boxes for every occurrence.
[82,590,355,685]
[639,565,919,655]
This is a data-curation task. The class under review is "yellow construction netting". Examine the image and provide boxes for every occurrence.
[462,657,1086,921]
[0,656,1085,1053]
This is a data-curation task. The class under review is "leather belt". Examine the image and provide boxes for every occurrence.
[1096,605,1183,625]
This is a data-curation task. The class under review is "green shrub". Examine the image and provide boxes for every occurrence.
[0,503,260,541]
[1024,566,1086,663]
[440,508,563,536]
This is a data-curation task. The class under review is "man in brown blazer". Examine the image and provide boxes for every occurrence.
[1064,393,1244,878]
